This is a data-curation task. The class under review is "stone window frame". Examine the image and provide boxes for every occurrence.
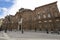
[43,14,46,18]
[51,6,58,17]
[38,12,41,19]
[48,13,51,18]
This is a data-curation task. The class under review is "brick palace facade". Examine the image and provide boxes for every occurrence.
[2,1,60,31]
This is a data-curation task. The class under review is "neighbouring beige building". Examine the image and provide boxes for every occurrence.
[0,18,3,28]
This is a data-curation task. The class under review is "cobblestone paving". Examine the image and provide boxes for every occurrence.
[0,38,6,40]
[0,31,60,40]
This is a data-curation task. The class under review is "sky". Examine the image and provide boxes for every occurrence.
[0,0,60,19]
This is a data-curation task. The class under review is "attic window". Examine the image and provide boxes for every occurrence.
[49,20,52,22]
[38,12,40,15]
[39,21,41,23]
[56,19,59,21]
[44,21,47,22]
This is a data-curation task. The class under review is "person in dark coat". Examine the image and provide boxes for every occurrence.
[46,28,49,34]
[0,27,1,31]
[0,26,2,31]
[5,27,7,33]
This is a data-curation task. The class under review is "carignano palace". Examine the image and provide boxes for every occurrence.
[1,1,60,33]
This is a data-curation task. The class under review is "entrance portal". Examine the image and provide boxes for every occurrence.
[19,25,21,30]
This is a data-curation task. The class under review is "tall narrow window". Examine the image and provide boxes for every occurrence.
[38,12,40,19]
[43,15,46,18]
[48,13,51,18]
[38,15,40,19]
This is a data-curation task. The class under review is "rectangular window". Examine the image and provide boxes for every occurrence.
[56,19,59,21]
[48,13,51,18]
[39,21,41,23]
[49,20,52,22]
[38,12,41,19]
[38,15,40,19]
[44,21,47,22]
[43,15,46,18]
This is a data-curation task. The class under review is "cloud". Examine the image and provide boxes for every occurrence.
[8,0,59,16]
[0,8,2,12]
[0,0,60,19]
[5,0,11,2]
[0,7,8,18]
[8,0,21,15]
[5,0,14,2]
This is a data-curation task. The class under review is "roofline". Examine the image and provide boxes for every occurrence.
[35,1,57,9]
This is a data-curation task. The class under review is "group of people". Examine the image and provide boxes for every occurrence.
[0,26,7,33]
[0,26,3,31]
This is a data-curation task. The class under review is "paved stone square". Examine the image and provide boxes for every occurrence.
[0,31,60,40]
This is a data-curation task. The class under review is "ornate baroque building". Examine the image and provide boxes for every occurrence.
[2,1,60,31]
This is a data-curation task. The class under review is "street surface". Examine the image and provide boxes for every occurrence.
[0,31,60,40]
